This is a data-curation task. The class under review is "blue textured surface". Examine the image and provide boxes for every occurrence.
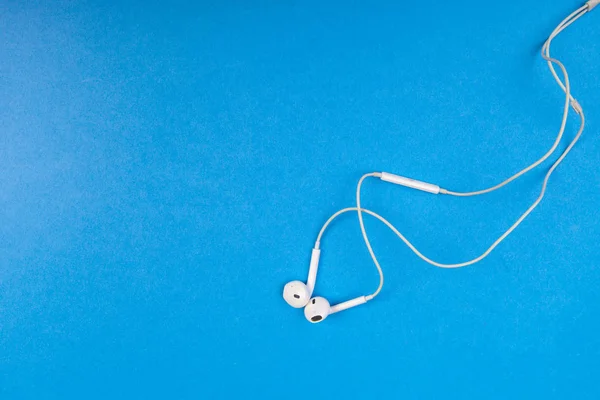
[2,1,599,398]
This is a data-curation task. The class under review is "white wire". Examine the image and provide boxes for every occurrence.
[440,7,588,197]
[356,172,384,298]
[362,109,583,272]
[317,6,591,299]
[543,6,588,97]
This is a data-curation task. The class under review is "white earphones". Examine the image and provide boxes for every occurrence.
[283,246,372,322]
[283,1,597,323]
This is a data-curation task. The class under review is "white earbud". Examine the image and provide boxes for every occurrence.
[282,281,310,308]
[304,296,368,323]
[282,248,320,308]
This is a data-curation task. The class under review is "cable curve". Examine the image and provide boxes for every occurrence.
[315,5,591,299]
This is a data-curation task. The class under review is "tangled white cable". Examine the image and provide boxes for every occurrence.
[283,2,596,323]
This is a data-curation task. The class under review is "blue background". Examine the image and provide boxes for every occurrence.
[1,0,599,398]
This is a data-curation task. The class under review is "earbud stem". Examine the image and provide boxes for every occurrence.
[306,248,321,295]
[330,296,368,314]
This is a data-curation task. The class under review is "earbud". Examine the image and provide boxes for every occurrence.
[282,248,321,308]
[304,297,331,323]
[304,296,369,323]
[283,281,310,308]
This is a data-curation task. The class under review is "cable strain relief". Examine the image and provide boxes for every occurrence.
[571,99,583,115]
[588,0,599,11]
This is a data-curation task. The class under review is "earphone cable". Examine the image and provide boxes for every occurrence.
[440,6,588,197]
[325,5,592,299]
